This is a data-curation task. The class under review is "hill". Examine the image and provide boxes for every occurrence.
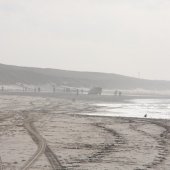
[0,63,170,90]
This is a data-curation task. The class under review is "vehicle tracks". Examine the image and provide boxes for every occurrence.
[130,120,170,170]
[45,145,66,170]
[21,121,46,170]
[22,119,65,170]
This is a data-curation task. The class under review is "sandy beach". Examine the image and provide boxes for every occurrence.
[0,94,170,170]
[2,0,170,169]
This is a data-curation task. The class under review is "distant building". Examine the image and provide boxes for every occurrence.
[88,87,102,95]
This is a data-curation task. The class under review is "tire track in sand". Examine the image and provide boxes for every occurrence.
[87,123,126,163]
[22,119,65,170]
[130,120,169,170]
[21,121,46,170]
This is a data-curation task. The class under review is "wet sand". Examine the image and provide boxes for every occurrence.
[0,95,170,169]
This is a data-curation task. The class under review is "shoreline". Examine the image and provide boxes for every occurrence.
[1,91,170,103]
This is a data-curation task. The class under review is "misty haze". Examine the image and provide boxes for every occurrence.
[1,1,170,170]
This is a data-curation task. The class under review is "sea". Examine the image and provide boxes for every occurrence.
[87,99,170,119]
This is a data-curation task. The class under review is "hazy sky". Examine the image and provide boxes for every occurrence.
[0,0,170,80]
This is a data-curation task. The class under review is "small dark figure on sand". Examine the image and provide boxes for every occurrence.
[38,87,41,93]
[144,114,147,118]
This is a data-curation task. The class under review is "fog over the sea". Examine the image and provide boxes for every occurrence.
[0,0,170,80]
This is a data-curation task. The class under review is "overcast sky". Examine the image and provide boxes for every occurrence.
[0,0,170,80]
